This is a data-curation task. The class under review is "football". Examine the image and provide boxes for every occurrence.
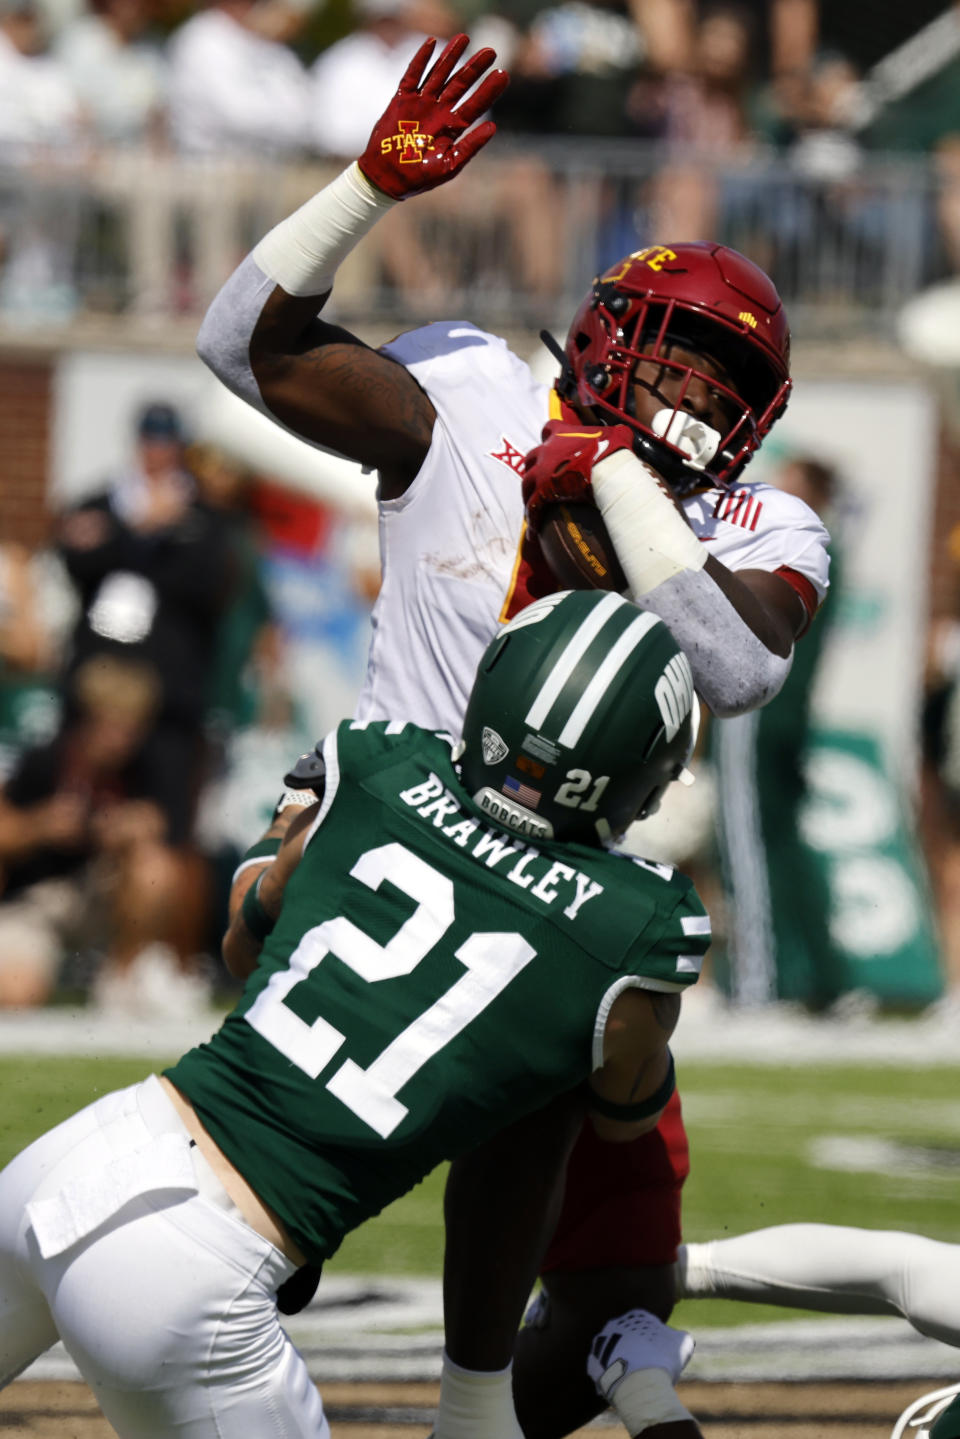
[538,500,628,593]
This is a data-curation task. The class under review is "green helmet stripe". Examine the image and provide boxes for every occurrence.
[524,592,626,731]
[558,611,660,746]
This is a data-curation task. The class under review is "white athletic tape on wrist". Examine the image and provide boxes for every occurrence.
[434,1352,524,1439]
[591,449,706,595]
[253,162,395,297]
[606,1366,695,1436]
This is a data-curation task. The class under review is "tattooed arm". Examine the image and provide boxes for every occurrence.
[246,291,435,499]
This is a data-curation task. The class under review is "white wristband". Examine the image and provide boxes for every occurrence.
[275,787,314,813]
[434,1352,524,1439]
[609,1366,695,1436]
[591,449,706,596]
[253,162,395,297]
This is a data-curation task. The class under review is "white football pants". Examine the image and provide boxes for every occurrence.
[0,1074,330,1438]
[679,1224,960,1347]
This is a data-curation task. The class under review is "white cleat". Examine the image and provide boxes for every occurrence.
[891,1383,960,1439]
[587,1308,694,1402]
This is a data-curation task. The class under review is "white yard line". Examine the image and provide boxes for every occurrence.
[16,1277,960,1384]
[2,993,959,1065]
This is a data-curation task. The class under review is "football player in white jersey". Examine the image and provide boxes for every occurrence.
[198,33,834,1439]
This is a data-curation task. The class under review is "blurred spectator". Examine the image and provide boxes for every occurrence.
[189,451,319,955]
[785,52,863,179]
[0,0,84,319]
[760,53,890,307]
[0,655,209,1012]
[56,401,234,849]
[935,134,960,276]
[922,520,960,998]
[167,0,310,157]
[636,4,757,248]
[501,0,645,138]
[0,543,50,686]
[657,3,754,148]
[54,0,167,147]
[187,442,283,737]
[309,0,450,158]
[0,0,82,152]
[0,542,60,781]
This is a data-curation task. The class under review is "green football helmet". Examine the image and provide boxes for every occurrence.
[460,590,698,844]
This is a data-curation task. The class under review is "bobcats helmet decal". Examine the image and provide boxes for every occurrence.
[559,242,791,493]
[460,592,696,844]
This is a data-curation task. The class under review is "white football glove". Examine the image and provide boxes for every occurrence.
[587,1308,695,1403]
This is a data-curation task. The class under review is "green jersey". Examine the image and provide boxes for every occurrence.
[167,721,709,1266]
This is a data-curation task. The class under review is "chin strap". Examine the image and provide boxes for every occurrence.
[539,329,577,397]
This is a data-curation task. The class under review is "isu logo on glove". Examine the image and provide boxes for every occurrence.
[521,419,636,534]
[359,34,509,200]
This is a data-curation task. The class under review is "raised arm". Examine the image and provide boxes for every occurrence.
[196,35,508,499]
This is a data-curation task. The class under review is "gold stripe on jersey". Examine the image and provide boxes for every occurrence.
[499,522,528,624]
[498,390,565,624]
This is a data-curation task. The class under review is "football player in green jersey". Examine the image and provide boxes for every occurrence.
[0,591,708,1439]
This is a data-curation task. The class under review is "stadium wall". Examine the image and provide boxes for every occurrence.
[0,353,52,549]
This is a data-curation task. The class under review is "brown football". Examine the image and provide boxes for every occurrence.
[538,500,627,593]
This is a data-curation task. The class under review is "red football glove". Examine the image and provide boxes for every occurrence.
[521,420,636,534]
[358,34,509,201]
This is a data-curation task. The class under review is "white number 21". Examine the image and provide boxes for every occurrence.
[245,842,535,1137]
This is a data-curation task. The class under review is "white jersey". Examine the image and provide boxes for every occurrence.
[354,323,830,738]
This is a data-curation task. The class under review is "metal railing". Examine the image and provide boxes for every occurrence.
[0,139,943,339]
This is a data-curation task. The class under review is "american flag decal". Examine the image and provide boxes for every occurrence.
[503,774,541,809]
[713,488,762,532]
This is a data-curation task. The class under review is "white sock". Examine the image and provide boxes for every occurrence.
[434,1352,524,1439]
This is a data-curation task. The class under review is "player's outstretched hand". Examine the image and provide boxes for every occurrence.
[522,419,635,533]
[358,34,508,200]
[587,1308,695,1403]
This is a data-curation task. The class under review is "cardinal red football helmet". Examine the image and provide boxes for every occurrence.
[559,243,792,492]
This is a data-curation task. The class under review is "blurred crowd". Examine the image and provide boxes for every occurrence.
[2,0,960,323]
[0,398,955,1021]
[2,0,958,162]
[1,0,959,1019]
[0,404,894,1023]
[0,399,377,1017]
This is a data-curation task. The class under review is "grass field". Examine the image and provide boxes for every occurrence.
[3,1053,959,1331]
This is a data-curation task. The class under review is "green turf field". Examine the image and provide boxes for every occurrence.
[3,1054,958,1328]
